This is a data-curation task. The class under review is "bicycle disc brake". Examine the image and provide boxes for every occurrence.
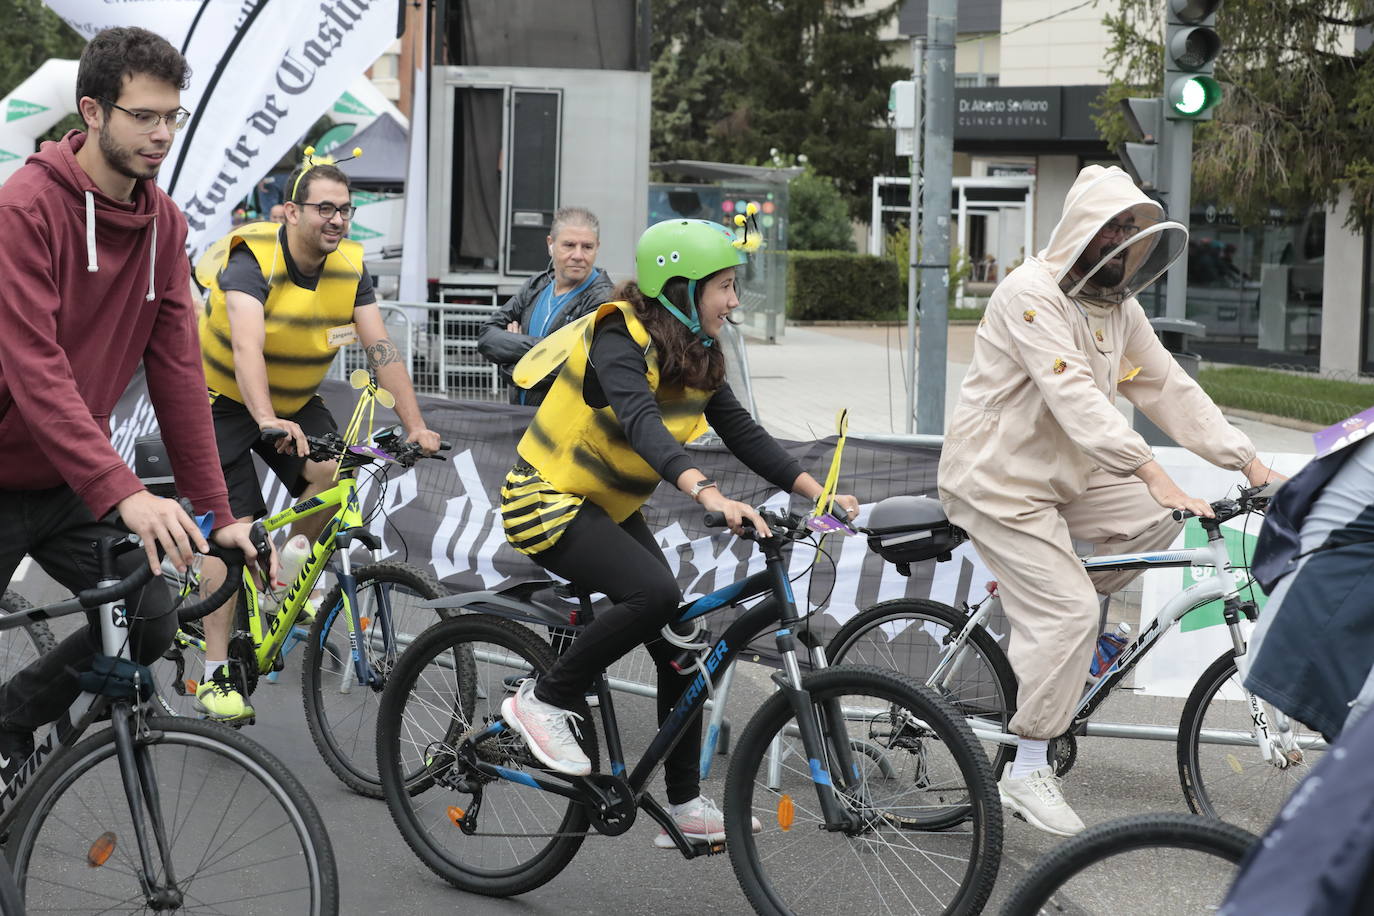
[582,773,635,837]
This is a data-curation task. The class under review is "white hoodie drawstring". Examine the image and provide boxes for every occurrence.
[146,215,157,300]
[85,191,97,273]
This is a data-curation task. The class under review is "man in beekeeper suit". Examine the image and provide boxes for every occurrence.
[938,165,1280,836]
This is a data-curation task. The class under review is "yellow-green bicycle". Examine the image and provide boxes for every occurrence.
[156,423,475,798]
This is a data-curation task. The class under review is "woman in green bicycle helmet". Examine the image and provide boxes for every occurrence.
[498,217,859,846]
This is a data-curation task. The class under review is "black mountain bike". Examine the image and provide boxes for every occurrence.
[377,507,1002,915]
[0,522,337,914]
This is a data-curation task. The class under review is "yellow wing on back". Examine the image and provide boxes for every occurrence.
[511,309,601,389]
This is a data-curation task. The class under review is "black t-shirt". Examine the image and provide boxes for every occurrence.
[217,225,376,308]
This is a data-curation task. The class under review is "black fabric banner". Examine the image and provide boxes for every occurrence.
[111,376,993,648]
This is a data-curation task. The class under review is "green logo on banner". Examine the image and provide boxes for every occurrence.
[1178,521,1267,632]
[352,190,385,206]
[333,92,374,118]
[6,99,49,122]
[348,222,383,241]
[0,149,18,163]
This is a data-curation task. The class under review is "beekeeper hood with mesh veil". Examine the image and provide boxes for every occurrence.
[938,164,1256,513]
[1043,165,1187,307]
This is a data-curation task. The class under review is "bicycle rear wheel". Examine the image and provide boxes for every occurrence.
[377,614,598,897]
[827,598,1017,778]
[10,714,338,915]
[302,561,467,797]
[1002,812,1256,916]
[0,590,60,682]
[724,665,1002,916]
[1177,650,1327,835]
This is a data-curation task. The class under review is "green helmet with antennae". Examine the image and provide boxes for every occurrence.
[635,219,747,344]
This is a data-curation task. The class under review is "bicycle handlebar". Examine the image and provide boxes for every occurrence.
[259,425,451,467]
[74,535,251,623]
[1170,482,1278,524]
[702,507,815,542]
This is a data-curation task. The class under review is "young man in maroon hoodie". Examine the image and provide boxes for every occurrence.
[0,27,263,782]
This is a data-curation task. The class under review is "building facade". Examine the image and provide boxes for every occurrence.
[890,0,1371,375]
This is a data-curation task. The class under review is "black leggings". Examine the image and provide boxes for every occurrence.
[531,503,702,805]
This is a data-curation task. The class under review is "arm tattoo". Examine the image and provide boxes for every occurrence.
[366,338,401,369]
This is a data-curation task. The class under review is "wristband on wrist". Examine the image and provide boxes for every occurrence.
[689,479,718,501]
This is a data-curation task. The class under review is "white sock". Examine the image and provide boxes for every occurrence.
[1010,738,1049,779]
[204,660,228,683]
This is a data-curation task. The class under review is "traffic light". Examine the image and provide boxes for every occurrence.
[1164,0,1223,120]
[1119,97,1165,193]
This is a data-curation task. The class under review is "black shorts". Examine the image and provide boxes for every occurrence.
[210,393,338,520]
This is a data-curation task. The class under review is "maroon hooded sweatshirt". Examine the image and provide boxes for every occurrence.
[0,131,233,525]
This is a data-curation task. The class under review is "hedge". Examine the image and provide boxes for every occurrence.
[787,251,901,321]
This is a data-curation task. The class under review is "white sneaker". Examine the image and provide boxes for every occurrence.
[998,766,1085,837]
[500,680,591,776]
[653,795,762,848]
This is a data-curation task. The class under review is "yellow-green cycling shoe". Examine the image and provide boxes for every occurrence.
[194,669,255,723]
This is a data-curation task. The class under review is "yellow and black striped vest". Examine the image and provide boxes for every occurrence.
[197,222,364,416]
[515,301,713,523]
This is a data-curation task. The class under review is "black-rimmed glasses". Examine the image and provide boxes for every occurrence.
[100,99,191,133]
[298,201,356,221]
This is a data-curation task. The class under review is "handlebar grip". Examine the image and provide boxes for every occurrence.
[1171,509,1195,522]
[439,440,452,452]
[259,428,288,443]
[703,511,726,529]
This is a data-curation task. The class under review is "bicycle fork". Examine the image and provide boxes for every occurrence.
[1201,530,1304,769]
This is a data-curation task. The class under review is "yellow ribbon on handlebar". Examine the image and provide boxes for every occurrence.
[812,408,848,520]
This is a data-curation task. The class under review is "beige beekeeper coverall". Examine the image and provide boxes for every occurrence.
[938,165,1257,741]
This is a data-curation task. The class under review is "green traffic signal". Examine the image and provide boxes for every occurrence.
[1168,75,1223,117]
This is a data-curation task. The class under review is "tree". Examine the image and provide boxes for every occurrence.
[651,0,904,218]
[1100,0,1374,228]
[0,1,85,145]
[789,167,854,250]
[0,0,84,99]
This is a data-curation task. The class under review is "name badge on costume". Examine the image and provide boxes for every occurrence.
[326,323,358,348]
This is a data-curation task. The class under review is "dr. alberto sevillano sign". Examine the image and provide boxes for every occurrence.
[955,87,1062,140]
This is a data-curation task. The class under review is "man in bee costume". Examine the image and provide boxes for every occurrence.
[938,165,1280,836]
[193,148,441,722]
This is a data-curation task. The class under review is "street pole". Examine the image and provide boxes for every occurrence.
[916,0,955,435]
[904,36,924,433]
[1163,116,1193,319]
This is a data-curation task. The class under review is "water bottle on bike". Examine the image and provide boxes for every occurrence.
[1089,621,1131,681]
[262,534,310,611]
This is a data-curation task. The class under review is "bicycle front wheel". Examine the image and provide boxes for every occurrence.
[377,614,597,897]
[1177,650,1327,834]
[11,715,338,915]
[724,665,1002,916]
[302,561,468,797]
[827,598,1018,778]
[1002,813,1256,916]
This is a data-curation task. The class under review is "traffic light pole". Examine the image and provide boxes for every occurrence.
[916,0,955,435]
[1162,116,1194,319]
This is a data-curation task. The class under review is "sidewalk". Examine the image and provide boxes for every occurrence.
[742,323,1316,458]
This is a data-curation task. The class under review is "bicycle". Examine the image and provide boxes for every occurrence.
[376,506,1003,916]
[0,523,337,913]
[1000,812,1257,915]
[830,483,1324,835]
[152,422,468,798]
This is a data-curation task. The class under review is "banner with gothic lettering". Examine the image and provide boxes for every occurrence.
[43,0,401,257]
[109,375,992,651]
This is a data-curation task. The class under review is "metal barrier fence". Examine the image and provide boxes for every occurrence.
[331,299,759,413]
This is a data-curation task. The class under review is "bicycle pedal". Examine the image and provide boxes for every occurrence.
[705,841,727,855]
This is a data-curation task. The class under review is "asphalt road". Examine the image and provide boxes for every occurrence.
[12,565,1272,916]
